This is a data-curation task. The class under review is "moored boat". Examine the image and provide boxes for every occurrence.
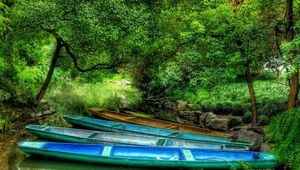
[89,108,233,138]
[19,141,278,169]
[25,125,249,150]
[63,115,252,146]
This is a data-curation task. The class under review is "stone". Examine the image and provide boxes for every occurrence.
[206,118,230,131]
[115,80,131,87]
[191,111,202,115]
[164,101,176,110]
[176,100,188,111]
[234,129,264,151]
[178,111,192,116]
[199,112,217,128]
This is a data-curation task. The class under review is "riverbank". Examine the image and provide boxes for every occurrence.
[0,102,271,169]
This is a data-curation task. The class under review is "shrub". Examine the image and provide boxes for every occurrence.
[258,115,270,125]
[242,111,252,123]
[266,107,300,169]
[229,117,242,128]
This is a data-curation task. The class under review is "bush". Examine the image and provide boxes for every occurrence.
[266,107,300,169]
[228,117,242,128]
[242,111,252,123]
[258,115,270,125]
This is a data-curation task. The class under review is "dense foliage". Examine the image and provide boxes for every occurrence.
[0,0,300,168]
[267,107,300,169]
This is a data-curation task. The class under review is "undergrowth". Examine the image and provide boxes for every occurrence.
[164,80,288,124]
[266,107,300,170]
[46,80,143,115]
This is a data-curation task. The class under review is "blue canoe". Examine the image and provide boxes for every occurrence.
[19,142,278,169]
[25,125,249,150]
[63,115,252,147]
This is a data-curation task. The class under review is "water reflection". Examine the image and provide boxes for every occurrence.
[19,157,156,170]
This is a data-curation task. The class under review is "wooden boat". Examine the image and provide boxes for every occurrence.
[26,125,249,150]
[124,111,154,118]
[63,115,253,146]
[88,108,232,138]
[19,142,278,169]
[120,108,155,118]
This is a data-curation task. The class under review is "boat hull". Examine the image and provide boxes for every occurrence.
[63,115,252,147]
[89,108,233,138]
[19,142,278,169]
[26,125,249,150]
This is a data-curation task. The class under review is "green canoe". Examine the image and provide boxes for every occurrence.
[26,125,249,150]
[19,142,279,169]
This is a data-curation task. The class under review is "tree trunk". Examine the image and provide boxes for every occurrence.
[246,62,258,123]
[35,39,62,104]
[286,0,299,109]
[288,71,299,109]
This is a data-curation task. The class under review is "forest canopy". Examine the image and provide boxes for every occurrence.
[1,0,300,169]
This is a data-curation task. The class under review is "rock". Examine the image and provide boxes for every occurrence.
[115,80,131,87]
[176,100,188,111]
[178,111,192,116]
[191,111,202,115]
[164,101,176,110]
[206,118,230,131]
[199,112,217,128]
[234,129,264,151]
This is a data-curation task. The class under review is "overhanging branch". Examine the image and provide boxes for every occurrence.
[64,44,127,72]
[41,27,127,72]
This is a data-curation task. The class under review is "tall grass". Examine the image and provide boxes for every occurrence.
[46,81,143,115]
[177,80,288,119]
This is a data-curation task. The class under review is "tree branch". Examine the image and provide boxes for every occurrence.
[41,27,127,72]
[64,44,127,72]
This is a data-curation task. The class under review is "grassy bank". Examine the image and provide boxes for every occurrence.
[165,80,288,124]
[45,77,143,116]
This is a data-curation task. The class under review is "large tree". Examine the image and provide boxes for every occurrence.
[10,0,144,104]
[286,0,299,109]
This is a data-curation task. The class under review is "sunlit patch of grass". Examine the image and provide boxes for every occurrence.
[46,79,143,115]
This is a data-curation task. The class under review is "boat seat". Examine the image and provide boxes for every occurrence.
[181,149,195,161]
[87,133,100,139]
[156,139,167,146]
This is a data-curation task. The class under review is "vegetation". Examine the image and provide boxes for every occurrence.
[0,0,300,169]
[267,107,300,169]
[47,80,143,115]
[162,80,288,124]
